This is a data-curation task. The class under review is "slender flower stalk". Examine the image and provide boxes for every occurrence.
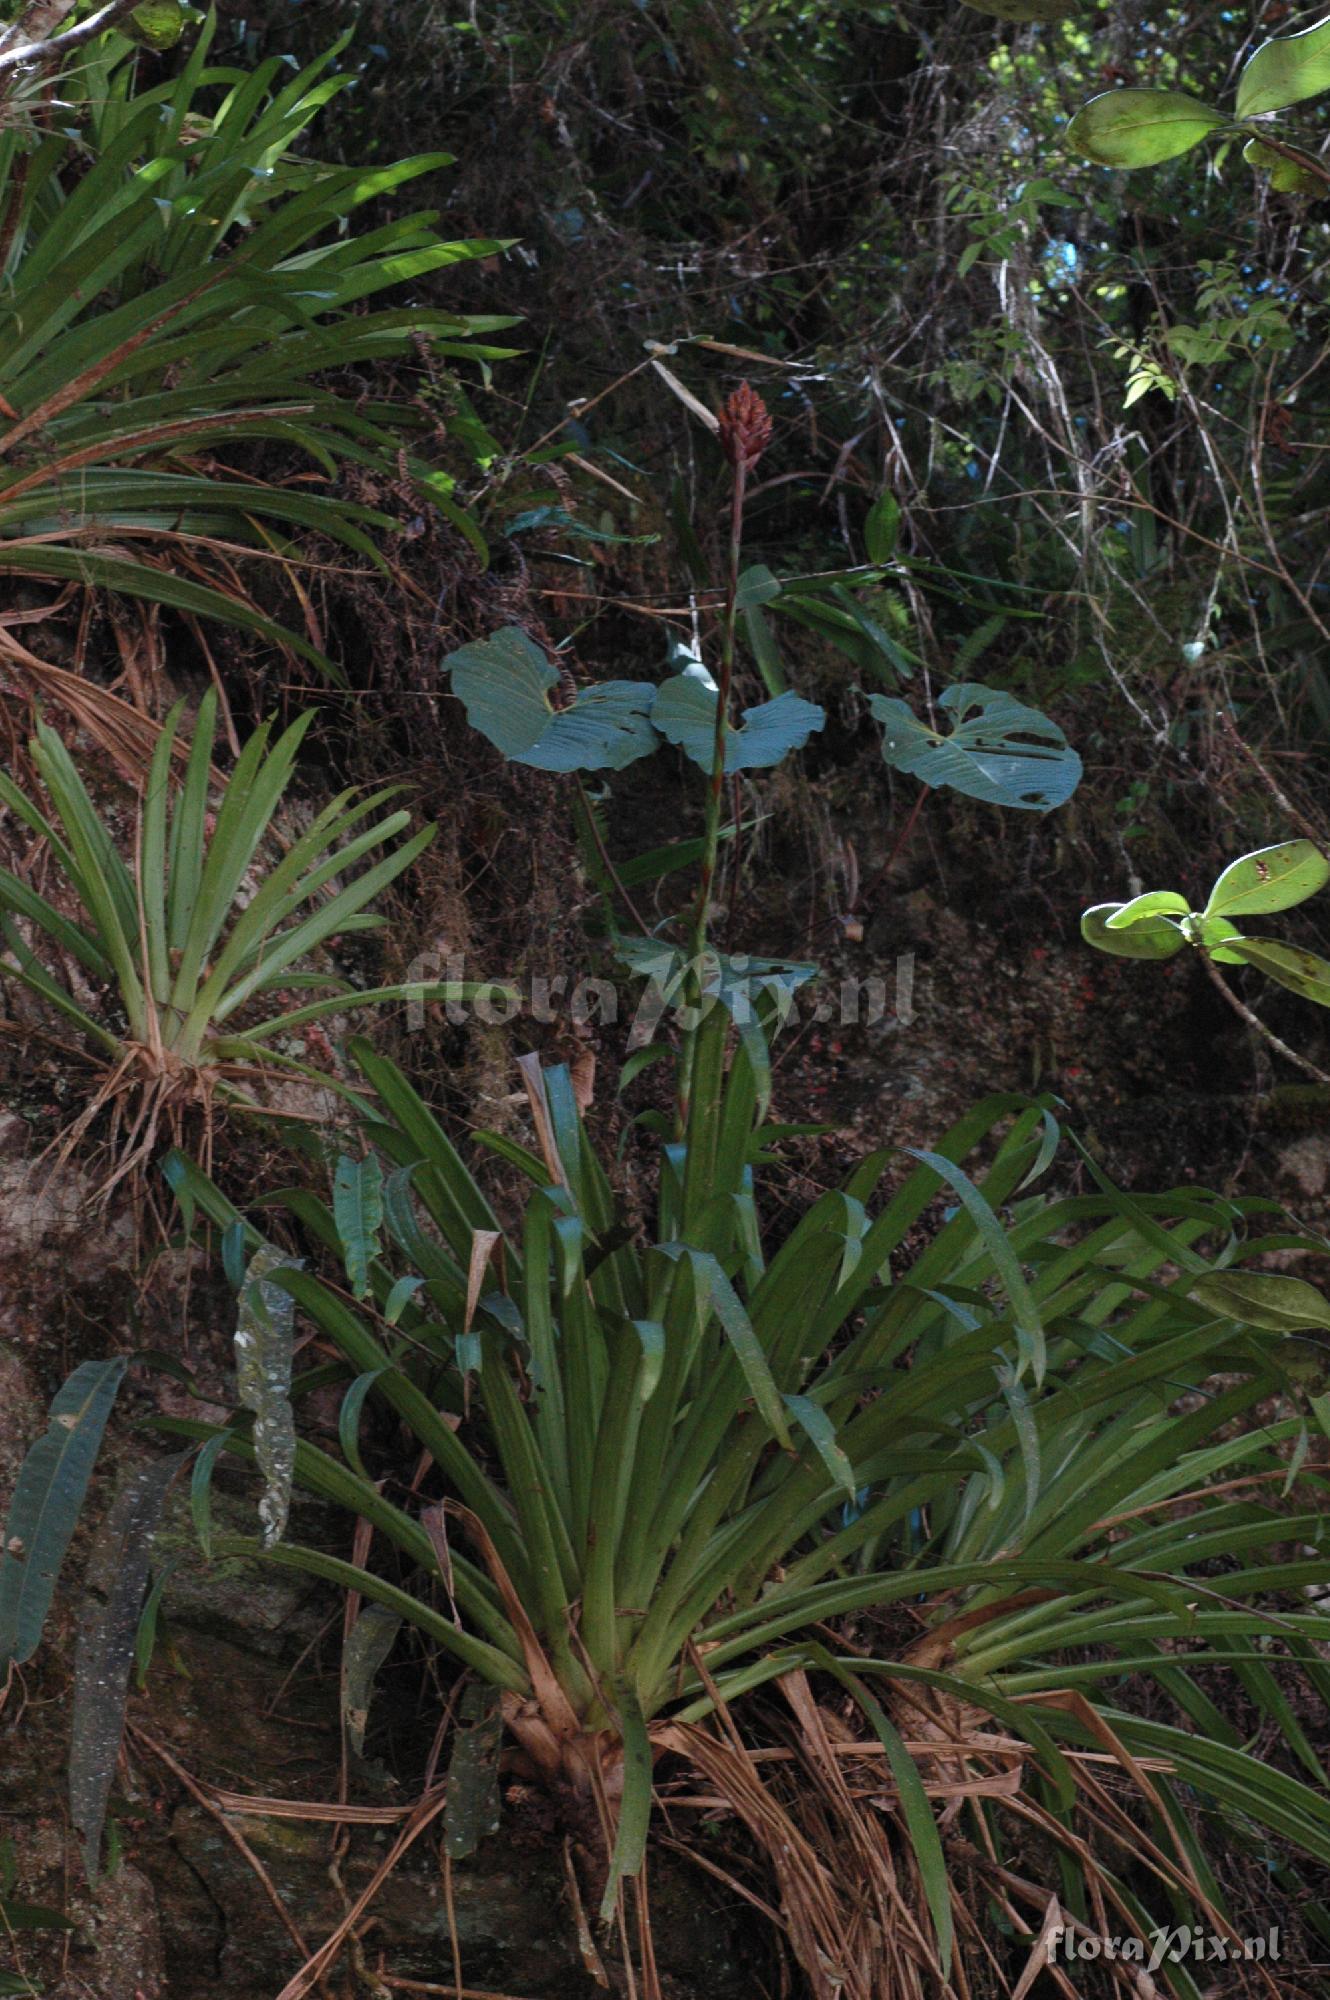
[675,385,772,1136]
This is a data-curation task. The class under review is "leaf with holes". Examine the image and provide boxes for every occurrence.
[870,685,1081,811]
[443,628,658,771]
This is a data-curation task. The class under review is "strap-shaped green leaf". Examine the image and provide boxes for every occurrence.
[0,1358,127,1667]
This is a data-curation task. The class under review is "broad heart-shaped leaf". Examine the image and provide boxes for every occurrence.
[1066,90,1227,169]
[963,0,1073,19]
[1203,841,1330,920]
[0,1358,127,1669]
[1225,937,1330,1007]
[1105,890,1189,927]
[443,628,657,772]
[868,685,1081,811]
[651,676,825,774]
[1190,1270,1330,1334]
[1081,904,1185,959]
[1242,137,1326,196]
[1238,17,1330,117]
[444,628,558,755]
[523,683,658,773]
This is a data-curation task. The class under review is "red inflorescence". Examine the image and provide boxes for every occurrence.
[718,382,773,473]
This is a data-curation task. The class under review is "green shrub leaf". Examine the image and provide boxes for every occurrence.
[1203,841,1330,919]
[1105,890,1189,927]
[864,492,901,564]
[1242,137,1326,195]
[1066,90,1227,169]
[1081,904,1186,959]
[1237,17,1330,116]
[870,685,1081,811]
[1225,937,1330,1006]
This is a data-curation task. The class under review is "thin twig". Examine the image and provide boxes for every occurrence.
[1197,947,1330,1084]
[1216,709,1329,847]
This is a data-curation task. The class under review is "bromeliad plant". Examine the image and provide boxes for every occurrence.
[0,692,482,1180]
[0,13,516,699]
[1083,839,1330,1080]
[160,1037,1330,1995]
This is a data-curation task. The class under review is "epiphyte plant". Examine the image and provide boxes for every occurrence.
[1067,15,1330,193]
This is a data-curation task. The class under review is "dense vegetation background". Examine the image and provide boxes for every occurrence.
[4,3,1330,1997]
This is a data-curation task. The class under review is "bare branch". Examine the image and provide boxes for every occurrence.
[0,0,145,77]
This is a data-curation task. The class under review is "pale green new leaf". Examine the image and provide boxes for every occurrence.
[1105,890,1189,927]
[1081,903,1185,959]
